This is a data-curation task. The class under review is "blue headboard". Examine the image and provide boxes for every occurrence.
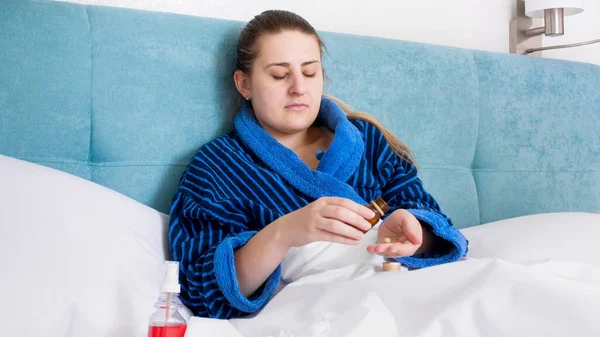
[1,0,598,227]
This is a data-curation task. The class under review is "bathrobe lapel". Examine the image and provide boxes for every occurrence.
[234,97,367,204]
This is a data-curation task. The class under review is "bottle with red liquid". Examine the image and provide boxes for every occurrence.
[148,261,187,337]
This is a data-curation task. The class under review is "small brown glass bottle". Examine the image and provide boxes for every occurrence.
[362,197,390,233]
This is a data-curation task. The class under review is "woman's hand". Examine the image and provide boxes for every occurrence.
[271,197,376,248]
[367,209,423,258]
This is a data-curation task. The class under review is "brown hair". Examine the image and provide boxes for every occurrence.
[237,10,417,167]
[324,94,417,167]
[236,10,326,75]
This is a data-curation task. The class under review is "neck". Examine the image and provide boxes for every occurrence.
[263,125,322,152]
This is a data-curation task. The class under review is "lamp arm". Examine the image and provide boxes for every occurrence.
[524,27,546,37]
[524,38,600,54]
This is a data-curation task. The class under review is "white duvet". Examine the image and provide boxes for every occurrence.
[2,155,597,337]
[184,213,600,337]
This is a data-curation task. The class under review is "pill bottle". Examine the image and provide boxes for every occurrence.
[363,197,390,233]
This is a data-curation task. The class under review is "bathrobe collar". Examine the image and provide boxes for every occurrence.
[234,97,366,204]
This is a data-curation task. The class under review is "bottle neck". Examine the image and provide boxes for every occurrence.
[155,292,183,309]
[149,292,187,327]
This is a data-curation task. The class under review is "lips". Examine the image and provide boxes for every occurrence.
[285,103,308,110]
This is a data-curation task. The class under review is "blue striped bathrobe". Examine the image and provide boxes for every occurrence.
[168,98,468,319]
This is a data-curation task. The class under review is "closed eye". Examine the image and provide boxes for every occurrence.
[272,73,316,80]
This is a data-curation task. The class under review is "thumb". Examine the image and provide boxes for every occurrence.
[403,215,423,245]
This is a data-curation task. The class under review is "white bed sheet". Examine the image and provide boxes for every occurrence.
[184,213,600,337]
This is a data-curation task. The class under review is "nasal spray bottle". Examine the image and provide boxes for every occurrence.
[147,261,187,337]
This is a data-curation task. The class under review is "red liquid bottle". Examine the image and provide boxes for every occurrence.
[148,261,187,337]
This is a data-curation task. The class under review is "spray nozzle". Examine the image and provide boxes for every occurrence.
[160,261,181,294]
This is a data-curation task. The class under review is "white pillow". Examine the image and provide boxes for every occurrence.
[461,212,600,267]
[0,155,172,337]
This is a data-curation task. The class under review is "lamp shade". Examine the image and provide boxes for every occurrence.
[525,0,585,17]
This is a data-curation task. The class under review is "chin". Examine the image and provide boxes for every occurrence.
[292,117,318,130]
[279,123,312,134]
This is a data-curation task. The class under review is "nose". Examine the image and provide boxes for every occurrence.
[288,71,307,96]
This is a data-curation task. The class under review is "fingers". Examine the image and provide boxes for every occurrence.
[318,229,362,246]
[323,197,376,220]
[317,218,365,241]
[303,197,380,245]
[404,221,423,245]
[367,243,416,257]
[390,210,421,245]
[321,205,372,232]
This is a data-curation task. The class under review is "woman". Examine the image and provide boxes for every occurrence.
[168,9,468,319]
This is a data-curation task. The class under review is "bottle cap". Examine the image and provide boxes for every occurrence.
[373,197,390,215]
[160,261,181,293]
[382,261,402,272]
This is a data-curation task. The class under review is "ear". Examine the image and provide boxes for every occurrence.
[234,70,251,99]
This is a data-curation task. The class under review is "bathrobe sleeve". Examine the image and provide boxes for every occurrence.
[367,124,469,268]
[168,162,281,319]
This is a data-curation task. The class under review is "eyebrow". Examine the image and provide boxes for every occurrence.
[265,60,320,69]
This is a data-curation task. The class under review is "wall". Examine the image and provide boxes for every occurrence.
[539,0,600,65]
[56,0,599,65]
[58,0,515,54]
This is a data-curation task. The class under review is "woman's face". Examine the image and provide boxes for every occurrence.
[242,30,324,136]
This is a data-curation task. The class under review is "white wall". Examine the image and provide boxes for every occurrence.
[539,0,600,65]
[57,0,599,65]
[59,0,515,53]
